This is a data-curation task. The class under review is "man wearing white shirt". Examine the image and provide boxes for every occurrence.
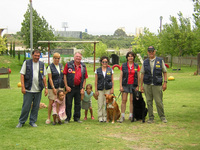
[16,50,48,128]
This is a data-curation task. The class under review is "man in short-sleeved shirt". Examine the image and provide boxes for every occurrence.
[63,52,88,123]
[140,46,167,123]
[16,50,48,128]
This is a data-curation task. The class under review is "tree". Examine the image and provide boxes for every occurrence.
[192,0,200,54]
[159,12,193,67]
[0,37,7,55]
[131,28,160,56]
[113,29,127,37]
[82,42,107,58]
[20,4,56,51]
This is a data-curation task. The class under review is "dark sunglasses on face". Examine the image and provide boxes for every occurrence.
[54,58,60,60]
[102,61,108,64]
[148,50,154,53]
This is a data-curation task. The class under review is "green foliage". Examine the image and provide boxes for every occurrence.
[18,51,20,61]
[160,12,193,57]
[20,4,57,50]
[113,28,127,37]
[10,42,12,57]
[131,28,159,55]
[0,37,7,55]
[13,42,15,58]
[24,50,26,61]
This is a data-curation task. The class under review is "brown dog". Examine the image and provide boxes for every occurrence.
[105,94,121,123]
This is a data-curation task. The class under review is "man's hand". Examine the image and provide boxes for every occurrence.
[21,87,26,94]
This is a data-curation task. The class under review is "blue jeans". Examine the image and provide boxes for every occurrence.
[19,92,42,124]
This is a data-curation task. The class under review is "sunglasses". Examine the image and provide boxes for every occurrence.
[148,50,155,53]
[54,58,60,60]
[102,61,108,64]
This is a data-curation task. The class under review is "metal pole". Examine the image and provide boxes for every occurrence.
[160,16,162,33]
[94,42,96,72]
[48,42,50,65]
[30,0,33,58]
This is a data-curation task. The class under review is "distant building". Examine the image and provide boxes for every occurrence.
[0,28,6,37]
[135,27,143,37]
[54,31,82,39]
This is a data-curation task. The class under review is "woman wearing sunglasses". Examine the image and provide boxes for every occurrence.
[95,56,114,122]
[46,52,65,124]
[119,51,140,123]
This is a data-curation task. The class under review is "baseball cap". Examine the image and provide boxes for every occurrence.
[148,46,155,52]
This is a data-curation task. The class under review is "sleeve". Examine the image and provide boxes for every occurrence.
[20,61,26,75]
[63,63,68,75]
[162,60,167,73]
[137,65,141,72]
[140,63,145,74]
[43,65,47,76]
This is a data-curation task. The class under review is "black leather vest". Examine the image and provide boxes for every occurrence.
[122,62,138,87]
[96,67,113,90]
[48,63,64,89]
[24,59,44,91]
[66,60,86,88]
[143,57,163,86]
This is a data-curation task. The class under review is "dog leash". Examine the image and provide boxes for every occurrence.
[113,91,122,102]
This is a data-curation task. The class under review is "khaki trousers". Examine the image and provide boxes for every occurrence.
[144,84,166,120]
[98,89,110,121]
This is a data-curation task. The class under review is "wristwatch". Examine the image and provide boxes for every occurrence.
[164,81,167,83]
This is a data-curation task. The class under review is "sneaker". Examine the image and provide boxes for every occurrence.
[162,118,168,123]
[45,119,51,124]
[58,121,62,125]
[129,117,132,121]
[84,117,87,120]
[91,116,95,120]
[147,119,154,124]
[29,123,37,127]
[52,122,56,125]
[75,120,82,123]
[120,117,125,123]
[16,123,23,128]
[64,120,70,124]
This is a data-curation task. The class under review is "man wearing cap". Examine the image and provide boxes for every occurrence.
[140,46,167,123]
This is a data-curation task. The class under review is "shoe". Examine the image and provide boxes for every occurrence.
[147,119,154,124]
[58,121,62,125]
[64,120,70,124]
[16,123,23,128]
[52,122,56,125]
[129,117,132,121]
[29,123,37,127]
[91,116,95,120]
[162,118,168,123]
[75,120,82,123]
[45,119,51,124]
[120,117,125,123]
[84,117,87,120]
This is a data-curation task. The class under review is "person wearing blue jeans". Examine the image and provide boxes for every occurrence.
[16,50,48,128]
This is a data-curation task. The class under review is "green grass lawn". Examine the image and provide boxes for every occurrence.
[0,56,200,150]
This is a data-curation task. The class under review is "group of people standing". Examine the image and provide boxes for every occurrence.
[16,45,168,128]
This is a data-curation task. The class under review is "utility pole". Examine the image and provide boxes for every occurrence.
[30,0,33,57]
[160,16,163,33]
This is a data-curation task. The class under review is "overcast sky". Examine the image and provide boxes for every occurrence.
[1,0,194,35]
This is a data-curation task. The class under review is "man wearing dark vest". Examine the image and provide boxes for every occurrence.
[63,52,88,123]
[16,50,48,128]
[141,46,168,123]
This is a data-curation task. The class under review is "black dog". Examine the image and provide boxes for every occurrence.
[131,91,148,123]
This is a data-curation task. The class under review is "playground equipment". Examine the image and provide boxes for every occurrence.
[0,67,10,89]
